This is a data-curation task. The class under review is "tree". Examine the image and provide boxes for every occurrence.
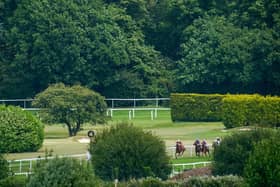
[212,128,276,176]
[89,123,171,181]
[32,83,107,136]
[27,157,101,187]
[176,15,278,94]
[0,105,44,153]
[0,0,170,99]
[244,133,280,187]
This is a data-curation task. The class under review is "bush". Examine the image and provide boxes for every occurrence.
[89,123,171,181]
[0,105,44,153]
[212,128,276,176]
[244,132,280,187]
[184,175,247,187]
[170,93,224,122]
[0,154,8,180]
[26,157,101,187]
[0,176,27,187]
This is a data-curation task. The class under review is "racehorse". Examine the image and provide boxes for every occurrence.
[201,143,210,156]
[175,142,185,159]
[193,142,201,156]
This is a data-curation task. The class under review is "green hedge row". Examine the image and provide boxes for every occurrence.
[222,95,280,128]
[170,93,224,122]
[171,93,280,128]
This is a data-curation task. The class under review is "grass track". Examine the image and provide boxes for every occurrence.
[7,110,229,160]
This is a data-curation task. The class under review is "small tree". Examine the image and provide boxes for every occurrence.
[244,134,280,187]
[33,83,108,136]
[89,123,171,181]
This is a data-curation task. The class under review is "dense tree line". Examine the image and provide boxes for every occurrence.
[0,0,279,99]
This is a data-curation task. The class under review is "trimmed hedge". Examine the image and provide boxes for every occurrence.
[170,93,224,122]
[222,95,280,128]
[0,105,44,153]
[171,93,280,128]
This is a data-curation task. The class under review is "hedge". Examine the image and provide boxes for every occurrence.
[0,105,44,153]
[170,93,224,122]
[171,93,280,128]
[222,95,280,128]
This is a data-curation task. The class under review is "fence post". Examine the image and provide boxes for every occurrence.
[29,160,32,173]
[19,160,22,173]
[151,111,154,120]
[128,110,132,120]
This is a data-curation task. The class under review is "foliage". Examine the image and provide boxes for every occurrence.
[101,176,246,187]
[170,93,224,122]
[0,105,44,153]
[89,123,171,181]
[0,176,27,187]
[32,83,108,136]
[26,157,101,187]
[222,95,280,128]
[244,132,280,187]
[0,154,8,180]
[212,128,276,176]
[0,0,280,98]
[0,0,169,99]
[184,175,247,187]
[176,15,279,94]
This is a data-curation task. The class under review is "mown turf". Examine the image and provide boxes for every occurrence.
[7,110,230,160]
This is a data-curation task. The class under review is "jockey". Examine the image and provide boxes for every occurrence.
[176,139,182,146]
[193,138,200,146]
[202,139,207,146]
[216,137,221,145]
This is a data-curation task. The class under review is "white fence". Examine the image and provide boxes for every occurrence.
[8,154,211,177]
[0,98,170,110]
[170,161,212,177]
[8,154,87,176]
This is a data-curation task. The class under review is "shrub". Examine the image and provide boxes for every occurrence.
[170,93,224,122]
[89,123,171,181]
[184,175,247,187]
[0,105,44,153]
[0,176,27,187]
[0,154,8,180]
[244,132,280,187]
[26,157,101,187]
[212,128,276,176]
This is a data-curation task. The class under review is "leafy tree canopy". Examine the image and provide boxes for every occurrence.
[32,83,108,136]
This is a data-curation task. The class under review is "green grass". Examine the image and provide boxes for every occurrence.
[7,110,231,160]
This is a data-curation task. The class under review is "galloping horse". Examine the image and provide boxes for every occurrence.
[175,141,185,159]
[193,141,201,156]
[201,143,210,156]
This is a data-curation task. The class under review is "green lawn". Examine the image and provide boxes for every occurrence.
[7,110,230,160]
